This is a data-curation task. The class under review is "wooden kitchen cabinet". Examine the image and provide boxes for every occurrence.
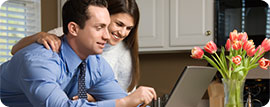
[137,0,214,52]
[136,0,168,50]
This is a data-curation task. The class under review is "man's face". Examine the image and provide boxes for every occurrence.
[76,5,111,56]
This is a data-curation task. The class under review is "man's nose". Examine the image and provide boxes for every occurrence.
[103,29,110,40]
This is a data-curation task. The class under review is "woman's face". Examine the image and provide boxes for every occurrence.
[107,13,134,45]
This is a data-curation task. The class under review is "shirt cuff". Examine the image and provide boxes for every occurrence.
[97,99,116,107]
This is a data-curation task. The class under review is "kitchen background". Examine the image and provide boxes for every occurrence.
[1,0,268,106]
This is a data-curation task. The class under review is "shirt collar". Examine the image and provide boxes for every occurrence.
[60,36,82,73]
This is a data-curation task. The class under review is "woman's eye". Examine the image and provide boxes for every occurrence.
[127,27,133,30]
[116,22,123,27]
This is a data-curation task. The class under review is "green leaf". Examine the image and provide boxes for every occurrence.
[251,53,265,65]
[221,47,228,70]
[212,54,224,70]
[240,54,247,67]
[204,55,227,79]
[234,66,245,72]
[247,64,259,71]
[242,50,247,57]
[204,55,219,69]
[226,56,233,64]
[237,70,244,79]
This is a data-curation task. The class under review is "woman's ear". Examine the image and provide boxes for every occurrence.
[67,22,79,36]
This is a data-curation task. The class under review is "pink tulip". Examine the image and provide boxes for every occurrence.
[261,38,270,52]
[191,47,204,59]
[204,41,217,54]
[259,57,270,70]
[238,32,248,42]
[225,39,231,51]
[243,40,254,51]
[229,30,248,43]
[246,47,256,57]
[229,30,239,42]
[232,41,242,50]
[232,55,242,65]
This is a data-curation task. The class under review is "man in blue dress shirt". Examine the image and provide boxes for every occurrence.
[0,0,156,106]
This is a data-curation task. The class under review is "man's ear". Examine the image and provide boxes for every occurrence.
[68,22,79,36]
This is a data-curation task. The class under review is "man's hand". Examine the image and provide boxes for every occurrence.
[116,86,157,107]
[72,93,96,102]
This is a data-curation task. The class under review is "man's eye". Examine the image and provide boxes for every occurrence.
[96,26,102,30]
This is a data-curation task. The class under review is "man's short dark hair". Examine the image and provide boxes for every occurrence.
[62,0,108,34]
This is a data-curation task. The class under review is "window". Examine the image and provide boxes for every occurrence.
[0,0,41,64]
[265,0,270,38]
[267,8,270,38]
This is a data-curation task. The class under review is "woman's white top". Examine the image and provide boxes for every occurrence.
[48,27,133,92]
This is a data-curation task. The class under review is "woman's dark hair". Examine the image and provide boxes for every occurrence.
[62,0,108,34]
[107,0,140,92]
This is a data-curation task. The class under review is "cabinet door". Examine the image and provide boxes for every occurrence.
[137,0,168,48]
[170,0,214,47]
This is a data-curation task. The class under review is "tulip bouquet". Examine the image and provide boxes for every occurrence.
[191,30,269,80]
[191,30,270,107]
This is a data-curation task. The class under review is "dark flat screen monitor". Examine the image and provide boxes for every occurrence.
[215,0,269,47]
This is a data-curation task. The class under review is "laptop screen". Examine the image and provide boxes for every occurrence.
[164,66,217,107]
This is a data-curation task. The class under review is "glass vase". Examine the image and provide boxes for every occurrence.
[222,79,245,107]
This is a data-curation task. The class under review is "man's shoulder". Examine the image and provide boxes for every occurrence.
[5,43,63,78]
[15,43,60,62]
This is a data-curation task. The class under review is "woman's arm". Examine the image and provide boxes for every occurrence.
[11,32,61,55]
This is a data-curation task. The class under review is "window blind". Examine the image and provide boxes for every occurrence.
[0,0,40,64]
[266,8,270,38]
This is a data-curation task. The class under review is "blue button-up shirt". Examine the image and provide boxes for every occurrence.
[0,36,127,107]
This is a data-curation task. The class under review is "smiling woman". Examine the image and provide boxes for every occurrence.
[108,13,134,45]
[0,0,41,64]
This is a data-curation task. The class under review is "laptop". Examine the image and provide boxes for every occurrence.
[164,66,217,107]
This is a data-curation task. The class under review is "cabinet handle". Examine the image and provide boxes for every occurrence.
[205,30,211,36]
